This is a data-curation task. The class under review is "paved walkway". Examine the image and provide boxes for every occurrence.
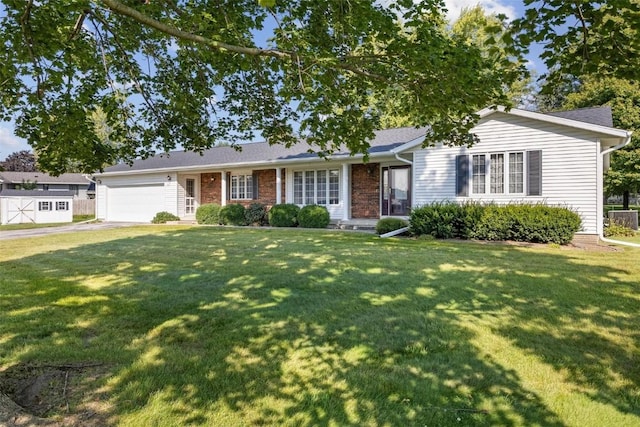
[0,222,143,240]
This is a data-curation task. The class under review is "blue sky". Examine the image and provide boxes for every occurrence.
[0,0,543,160]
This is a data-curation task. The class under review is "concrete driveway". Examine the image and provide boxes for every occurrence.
[0,222,144,240]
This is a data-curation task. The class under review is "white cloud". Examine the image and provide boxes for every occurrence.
[0,124,31,159]
[443,0,518,22]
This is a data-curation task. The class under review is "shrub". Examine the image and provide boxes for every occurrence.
[604,221,636,237]
[219,204,247,226]
[298,205,330,228]
[375,218,409,235]
[409,202,461,238]
[410,202,581,245]
[268,204,300,227]
[245,203,268,226]
[196,203,222,225]
[151,211,180,224]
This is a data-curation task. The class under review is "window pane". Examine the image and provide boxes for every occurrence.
[293,172,303,204]
[317,170,327,205]
[246,175,253,199]
[472,155,486,194]
[509,152,524,193]
[490,154,504,194]
[329,169,339,204]
[239,175,246,199]
[305,171,315,204]
[231,176,238,199]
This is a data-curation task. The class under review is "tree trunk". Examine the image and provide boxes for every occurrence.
[623,191,630,210]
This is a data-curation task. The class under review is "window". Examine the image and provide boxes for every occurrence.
[472,155,486,194]
[56,201,69,211]
[38,201,52,211]
[231,174,253,200]
[470,151,526,195]
[293,169,340,205]
[509,152,524,193]
[490,154,504,194]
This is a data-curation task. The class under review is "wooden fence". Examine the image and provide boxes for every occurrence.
[73,199,96,216]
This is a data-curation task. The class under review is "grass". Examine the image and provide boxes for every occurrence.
[1,226,639,426]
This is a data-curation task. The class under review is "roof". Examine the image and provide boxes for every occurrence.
[99,106,631,176]
[0,190,75,197]
[101,127,428,175]
[0,171,91,185]
[544,106,614,128]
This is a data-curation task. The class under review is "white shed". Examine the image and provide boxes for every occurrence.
[0,190,74,225]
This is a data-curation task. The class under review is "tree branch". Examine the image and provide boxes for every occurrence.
[97,0,388,82]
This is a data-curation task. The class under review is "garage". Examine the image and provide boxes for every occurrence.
[106,184,166,222]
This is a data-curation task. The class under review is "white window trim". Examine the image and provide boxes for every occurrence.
[471,151,526,196]
[293,168,340,206]
[230,174,253,200]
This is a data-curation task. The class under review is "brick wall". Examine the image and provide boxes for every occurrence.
[201,172,222,204]
[351,163,380,219]
[199,169,286,208]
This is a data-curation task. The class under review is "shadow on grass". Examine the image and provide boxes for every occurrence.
[0,228,638,425]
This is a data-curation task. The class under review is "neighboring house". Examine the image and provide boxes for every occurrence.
[95,106,632,240]
[0,190,74,225]
[0,171,94,199]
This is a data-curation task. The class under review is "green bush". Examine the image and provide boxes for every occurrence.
[409,202,461,238]
[219,204,247,226]
[268,204,300,227]
[196,203,222,225]
[245,203,268,226]
[604,221,636,237]
[410,202,581,244]
[298,205,330,228]
[151,211,180,224]
[375,218,409,235]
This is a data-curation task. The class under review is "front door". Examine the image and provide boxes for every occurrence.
[185,178,196,216]
[382,166,411,216]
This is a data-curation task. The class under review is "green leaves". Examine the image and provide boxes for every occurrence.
[0,0,527,174]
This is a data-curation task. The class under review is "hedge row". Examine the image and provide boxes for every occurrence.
[195,203,330,228]
[409,202,581,245]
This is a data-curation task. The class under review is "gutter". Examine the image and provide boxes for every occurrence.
[82,174,99,223]
[598,132,640,248]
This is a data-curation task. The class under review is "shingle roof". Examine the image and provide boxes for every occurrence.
[102,127,428,173]
[545,106,614,128]
[0,171,91,184]
[0,190,75,197]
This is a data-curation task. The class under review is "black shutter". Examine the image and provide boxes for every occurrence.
[226,172,231,201]
[456,155,469,197]
[527,150,542,196]
[252,171,259,200]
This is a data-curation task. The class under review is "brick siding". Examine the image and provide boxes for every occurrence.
[351,163,380,219]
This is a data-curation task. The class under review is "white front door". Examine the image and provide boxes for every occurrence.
[185,177,197,217]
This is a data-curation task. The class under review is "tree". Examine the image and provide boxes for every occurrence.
[512,0,640,92]
[0,1,525,174]
[1,150,37,172]
[563,77,640,209]
[374,5,529,129]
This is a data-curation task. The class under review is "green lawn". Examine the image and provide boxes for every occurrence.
[1,226,639,426]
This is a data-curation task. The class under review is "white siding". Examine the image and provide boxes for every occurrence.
[0,196,73,225]
[412,112,601,235]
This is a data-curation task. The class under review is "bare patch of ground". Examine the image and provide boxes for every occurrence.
[0,363,113,426]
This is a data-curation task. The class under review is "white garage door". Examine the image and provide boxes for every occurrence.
[107,184,166,222]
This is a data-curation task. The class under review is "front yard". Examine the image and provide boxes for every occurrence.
[0,226,638,426]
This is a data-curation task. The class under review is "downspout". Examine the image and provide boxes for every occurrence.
[82,174,99,223]
[598,132,640,248]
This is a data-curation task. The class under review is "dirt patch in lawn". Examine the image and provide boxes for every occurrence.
[0,362,113,426]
